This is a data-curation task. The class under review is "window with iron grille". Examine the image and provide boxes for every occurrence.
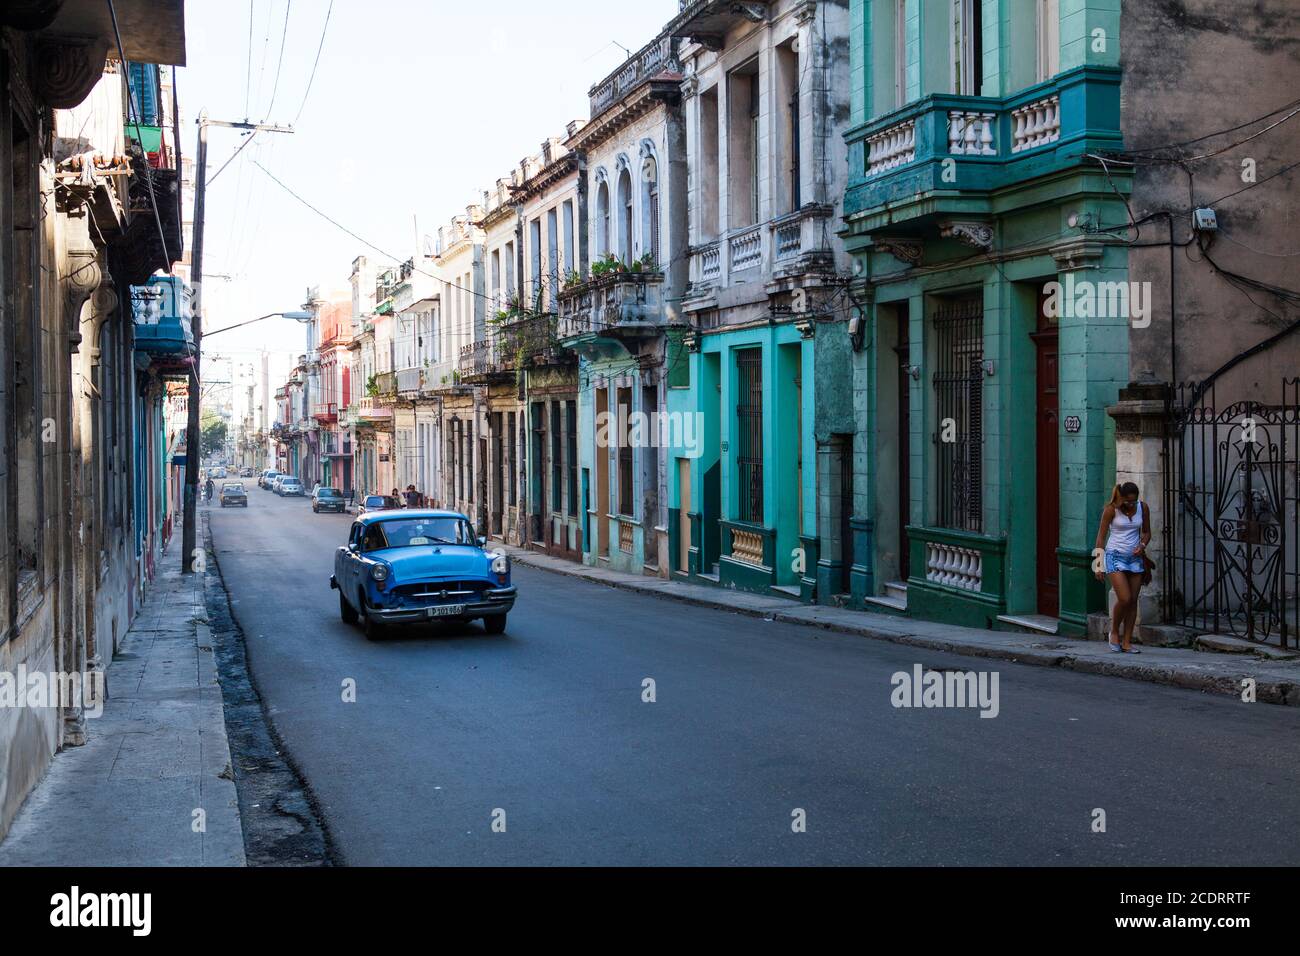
[931,296,983,532]
[618,387,634,516]
[736,348,764,524]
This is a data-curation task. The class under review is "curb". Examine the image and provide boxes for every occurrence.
[507,549,1299,708]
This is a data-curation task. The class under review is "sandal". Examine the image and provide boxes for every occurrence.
[1124,647,1141,654]
[1108,642,1124,653]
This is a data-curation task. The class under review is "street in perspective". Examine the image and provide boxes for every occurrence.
[0,0,1298,936]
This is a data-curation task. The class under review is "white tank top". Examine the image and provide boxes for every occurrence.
[1107,502,1144,553]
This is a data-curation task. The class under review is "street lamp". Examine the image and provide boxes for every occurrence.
[203,310,313,337]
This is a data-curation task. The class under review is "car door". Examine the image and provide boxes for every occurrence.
[341,523,362,596]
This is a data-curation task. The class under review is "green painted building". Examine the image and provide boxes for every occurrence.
[839,0,1130,633]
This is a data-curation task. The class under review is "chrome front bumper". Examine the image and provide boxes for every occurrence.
[367,586,517,624]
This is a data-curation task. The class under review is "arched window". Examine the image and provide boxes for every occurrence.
[640,153,659,269]
[595,177,611,258]
[616,165,633,264]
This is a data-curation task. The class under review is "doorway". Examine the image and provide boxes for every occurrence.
[1031,288,1059,615]
[893,304,911,572]
[595,389,609,558]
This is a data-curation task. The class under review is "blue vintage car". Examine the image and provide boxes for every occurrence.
[330,509,515,639]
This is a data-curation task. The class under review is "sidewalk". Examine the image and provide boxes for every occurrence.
[0,551,244,866]
[500,544,1300,707]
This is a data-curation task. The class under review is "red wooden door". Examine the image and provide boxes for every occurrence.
[1032,294,1059,615]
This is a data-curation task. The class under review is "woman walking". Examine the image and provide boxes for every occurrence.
[1093,481,1151,653]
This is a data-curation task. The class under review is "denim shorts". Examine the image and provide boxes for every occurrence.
[1105,550,1145,574]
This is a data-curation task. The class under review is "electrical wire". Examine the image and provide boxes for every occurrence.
[292,0,334,125]
[264,0,293,119]
[251,159,548,311]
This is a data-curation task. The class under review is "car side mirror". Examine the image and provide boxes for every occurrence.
[477,536,487,549]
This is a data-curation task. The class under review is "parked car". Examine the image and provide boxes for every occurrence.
[219,482,248,508]
[260,470,280,489]
[240,467,255,478]
[331,510,515,640]
[357,494,400,516]
[271,475,286,493]
[312,487,346,514]
[278,477,304,497]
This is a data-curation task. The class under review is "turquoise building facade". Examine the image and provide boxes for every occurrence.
[840,0,1130,633]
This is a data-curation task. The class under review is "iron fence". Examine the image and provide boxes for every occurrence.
[1164,377,1300,646]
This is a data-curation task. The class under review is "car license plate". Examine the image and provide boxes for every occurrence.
[427,604,465,618]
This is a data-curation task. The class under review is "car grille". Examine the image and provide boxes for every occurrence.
[391,581,490,603]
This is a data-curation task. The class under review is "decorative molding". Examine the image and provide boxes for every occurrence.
[1049,237,1111,272]
[731,2,768,23]
[34,37,108,109]
[872,237,923,266]
[939,220,994,251]
[794,0,819,25]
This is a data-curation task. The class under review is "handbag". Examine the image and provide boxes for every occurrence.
[1138,501,1154,585]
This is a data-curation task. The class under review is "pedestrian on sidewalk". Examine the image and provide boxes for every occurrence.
[404,484,421,509]
[1094,481,1152,654]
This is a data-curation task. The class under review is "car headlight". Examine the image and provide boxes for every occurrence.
[491,553,509,575]
[370,563,389,583]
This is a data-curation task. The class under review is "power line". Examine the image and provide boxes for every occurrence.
[294,0,334,125]
[250,159,538,311]
[264,0,293,119]
[243,1,254,119]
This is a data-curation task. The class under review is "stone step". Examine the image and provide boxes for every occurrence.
[996,613,1059,635]
[864,593,907,612]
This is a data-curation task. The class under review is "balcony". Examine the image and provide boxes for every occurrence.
[458,339,505,384]
[354,397,393,424]
[588,34,682,118]
[396,366,425,396]
[558,271,669,351]
[312,402,338,424]
[131,276,195,360]
[843,66,1122,235]
[499,314,562,366]
[372,371,396,400]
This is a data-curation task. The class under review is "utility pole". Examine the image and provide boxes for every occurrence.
[183,114,293,573]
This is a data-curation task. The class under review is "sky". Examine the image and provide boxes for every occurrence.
[178,0,679,403]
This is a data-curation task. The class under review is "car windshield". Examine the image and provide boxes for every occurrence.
[318,488,342,498]
[223,484,244,491]
[362,517,474,550]
[364,496,387,508]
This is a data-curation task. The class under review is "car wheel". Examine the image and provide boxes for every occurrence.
[339,591,359,624]
[483,615,507,635]
[361,601,386,641]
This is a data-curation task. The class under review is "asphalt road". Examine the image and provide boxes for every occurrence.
[209,488,1300,866]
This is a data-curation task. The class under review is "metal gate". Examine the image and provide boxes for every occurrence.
[1164,378,1300,646]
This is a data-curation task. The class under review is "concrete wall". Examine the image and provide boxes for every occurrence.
[1122,0,1300,395]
